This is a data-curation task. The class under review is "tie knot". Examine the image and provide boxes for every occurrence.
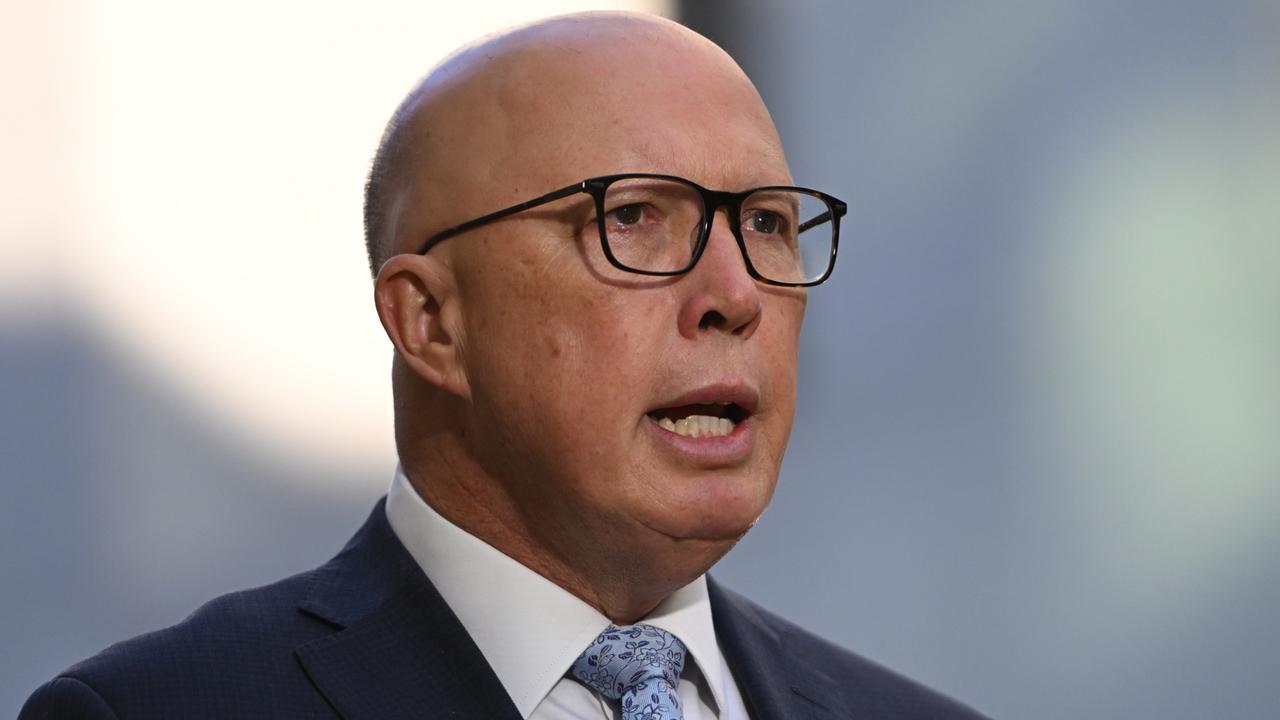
[571,624,687,719]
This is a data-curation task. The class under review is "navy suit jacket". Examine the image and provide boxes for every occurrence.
[22,500,988,719]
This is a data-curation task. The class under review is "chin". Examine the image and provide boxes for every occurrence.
[677,514,760,543]
[642,469,775,543]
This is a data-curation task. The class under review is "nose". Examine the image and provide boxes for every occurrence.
[676,209,763,339]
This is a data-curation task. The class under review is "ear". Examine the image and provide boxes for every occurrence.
[374,253,471,399]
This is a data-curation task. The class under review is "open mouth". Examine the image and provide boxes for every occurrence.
[646,402,751,438]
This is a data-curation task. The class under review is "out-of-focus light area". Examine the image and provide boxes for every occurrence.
[1034,91,1280,632]
[1,0,676,711]
[0,0,671,474]
[2,1,1277,718]
[684,1,1279,718]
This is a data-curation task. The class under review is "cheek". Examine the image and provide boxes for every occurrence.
[758,291,802,349]
[469,267,660,450]
[758,298,806,439]
[539,292,658,422]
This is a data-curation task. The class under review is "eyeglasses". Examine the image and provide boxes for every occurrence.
[417,173,846,287]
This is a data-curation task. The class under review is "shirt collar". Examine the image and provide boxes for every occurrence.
[384,465,728,719]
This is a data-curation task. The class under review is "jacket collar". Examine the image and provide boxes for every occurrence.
[709,575,848,720]
[292,499,845,720]
[293,499,523,720]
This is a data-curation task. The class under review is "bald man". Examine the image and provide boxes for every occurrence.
[22,12,988,720]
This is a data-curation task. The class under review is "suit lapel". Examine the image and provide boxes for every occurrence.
[708,576,848,720]
[291,502,850,720]
[293,500,522,720]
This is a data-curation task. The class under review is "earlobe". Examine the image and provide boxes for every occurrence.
[374,255,471,399]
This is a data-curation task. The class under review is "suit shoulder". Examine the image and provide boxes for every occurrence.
[714,583,990,719]
[34,569,332,716]
[20,676,119,719]
[77,568,322,669]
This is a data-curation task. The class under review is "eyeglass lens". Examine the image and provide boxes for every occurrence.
[599,177,835,284]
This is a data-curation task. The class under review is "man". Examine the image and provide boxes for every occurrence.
[22,12,987,719]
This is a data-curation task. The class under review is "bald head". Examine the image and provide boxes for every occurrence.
[369,12,806,622]
[362,11,782,278]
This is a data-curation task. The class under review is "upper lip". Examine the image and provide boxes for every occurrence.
[647,381,760,416]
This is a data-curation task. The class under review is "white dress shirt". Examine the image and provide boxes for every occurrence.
[385,465,751,719]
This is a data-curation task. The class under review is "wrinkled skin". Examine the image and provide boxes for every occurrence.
[374,12,806,623]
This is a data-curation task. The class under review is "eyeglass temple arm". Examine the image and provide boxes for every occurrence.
[797,201,847,234]
[416,181,589,254]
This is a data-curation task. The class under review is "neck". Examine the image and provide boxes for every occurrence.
[400,444,729,624]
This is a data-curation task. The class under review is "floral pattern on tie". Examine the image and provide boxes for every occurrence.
[571,624,687,720]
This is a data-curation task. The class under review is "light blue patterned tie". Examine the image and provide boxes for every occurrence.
[571,624,687,720]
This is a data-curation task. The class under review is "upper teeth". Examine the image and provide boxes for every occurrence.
[657,414,735,438]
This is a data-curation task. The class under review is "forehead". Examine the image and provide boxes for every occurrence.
[418,25,789,212]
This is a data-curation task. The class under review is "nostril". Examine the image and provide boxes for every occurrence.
[698,310,726,330]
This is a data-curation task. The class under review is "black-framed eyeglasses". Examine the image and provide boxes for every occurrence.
[417,173,847,287]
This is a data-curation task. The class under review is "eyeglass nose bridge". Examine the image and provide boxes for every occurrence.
[687,187,765,282]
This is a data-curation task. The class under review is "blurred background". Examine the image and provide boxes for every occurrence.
[2,1,1277,717]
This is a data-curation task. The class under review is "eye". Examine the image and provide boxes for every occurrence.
[607,203,645,226]
[744,209,783,235]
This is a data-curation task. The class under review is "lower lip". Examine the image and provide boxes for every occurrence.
[644,414,755,466]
